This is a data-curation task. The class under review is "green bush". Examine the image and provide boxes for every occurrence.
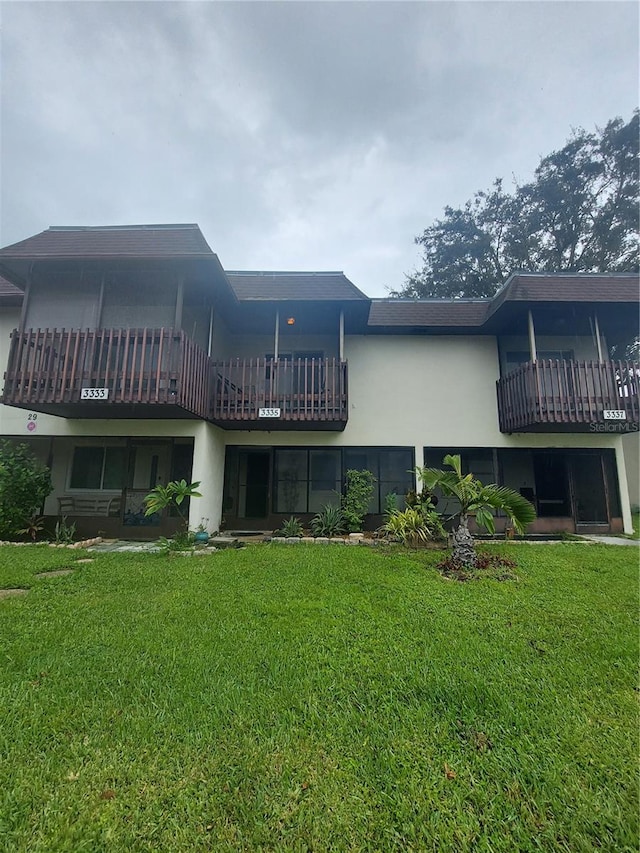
[311,504,345,537]
[342,469,376,532]
[0,441,52,541]
[276,517,304,537]
[381,505,445,547]
[54,516,76,545]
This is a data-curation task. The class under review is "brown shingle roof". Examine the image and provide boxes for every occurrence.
[368,299,489,328]
[0,275,23,305]
[226,271,368,301]
[369,274,639,331]
[0,224,214,259]
[488,273,640,315]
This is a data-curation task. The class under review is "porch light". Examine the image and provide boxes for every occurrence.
[287,317,295,325]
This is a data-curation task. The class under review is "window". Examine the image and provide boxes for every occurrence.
[69,446,127,490]
[273,447,414,514]
[309,450,341,512]
[423,448,496,518]
[275,449,307,513]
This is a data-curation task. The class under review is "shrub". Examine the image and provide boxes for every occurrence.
[18,515,46,542]
[54,516,76,545]
[342,469,376,532]
[157,530,196,554]
[0,441,52,541]
[436,552,518,581]
[381,508,429,546]
[311,504,345,537]
[383,492,399,517]
[381,505,445,547]
[276,517,304,538]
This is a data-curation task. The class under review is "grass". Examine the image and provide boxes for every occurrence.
[630,511,640,539]
[0,542,638,852]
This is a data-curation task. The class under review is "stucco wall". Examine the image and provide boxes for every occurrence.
[623,433,640,510]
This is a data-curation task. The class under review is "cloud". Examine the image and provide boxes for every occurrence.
[1,1,638,295]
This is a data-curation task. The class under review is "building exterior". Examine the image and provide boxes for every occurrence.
[0,224,638,537]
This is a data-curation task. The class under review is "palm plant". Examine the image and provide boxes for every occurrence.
[417,454,536,567]
[144,480,202,532]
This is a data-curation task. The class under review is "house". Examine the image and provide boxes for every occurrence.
[0,223,638,538]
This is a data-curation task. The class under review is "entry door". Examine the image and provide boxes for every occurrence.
[569,455,609,525]
[123,443,171,527]
[240,451,270,519]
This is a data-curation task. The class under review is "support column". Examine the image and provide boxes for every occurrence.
[18,263,34,332]
[274,310,280,360]
[594,313,604,363]
[207,307,214,357]
[96,273,105,329]
[614,440,633,534]
[339,309,344,361]
[414,445,424,481]
[190,422,226,532]
[527,310,537,362]
[174,276,184,330]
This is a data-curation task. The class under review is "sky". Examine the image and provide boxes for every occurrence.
[1,1,638,297]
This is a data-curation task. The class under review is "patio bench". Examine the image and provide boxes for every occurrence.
[57,496,121,517]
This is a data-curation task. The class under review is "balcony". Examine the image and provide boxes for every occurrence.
[210,357,348,430]
[2,328,211,419]
[497,359,639,433]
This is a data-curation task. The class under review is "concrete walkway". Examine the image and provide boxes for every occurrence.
[87,536,240,553]
[84,534,638,552]
[577,534,640,547]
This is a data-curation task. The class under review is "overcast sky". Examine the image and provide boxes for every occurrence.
[1,1,638,296]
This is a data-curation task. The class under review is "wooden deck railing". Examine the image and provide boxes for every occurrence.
[2,328,211,419]
[497,359,639,431]
[211,357,348,426]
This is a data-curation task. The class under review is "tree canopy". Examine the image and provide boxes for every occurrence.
[393,112,639,299]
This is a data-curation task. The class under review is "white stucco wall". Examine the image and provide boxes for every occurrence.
[623,433,640,511]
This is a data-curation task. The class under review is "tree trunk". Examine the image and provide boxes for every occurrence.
[452,514,477,568]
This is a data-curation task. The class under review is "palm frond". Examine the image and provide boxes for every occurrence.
[417,467,465,499]
[476,485,537,533]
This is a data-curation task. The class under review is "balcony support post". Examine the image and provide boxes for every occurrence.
[274,310,280,359]
[18,262,34,333]
[96,273,105,329]
[594,313,604,363]
[339,309,344,361]
[207,307,214,357]
[174,276,184,330]
[527,310,537,362]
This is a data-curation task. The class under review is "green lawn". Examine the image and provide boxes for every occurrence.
[0,543,637,852]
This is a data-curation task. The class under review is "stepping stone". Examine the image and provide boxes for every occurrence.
[0,588,28,599]
[75,559,94,564]
[35,569,74,578]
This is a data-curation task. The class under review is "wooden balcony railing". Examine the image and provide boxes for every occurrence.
[210,357,348,429]
[2,327,211,420]
[497,359,639,432]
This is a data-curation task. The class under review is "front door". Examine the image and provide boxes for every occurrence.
[241,451,270,519]
[569,454,609,526]
[122,442,172,531]
[533,453,570,517]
